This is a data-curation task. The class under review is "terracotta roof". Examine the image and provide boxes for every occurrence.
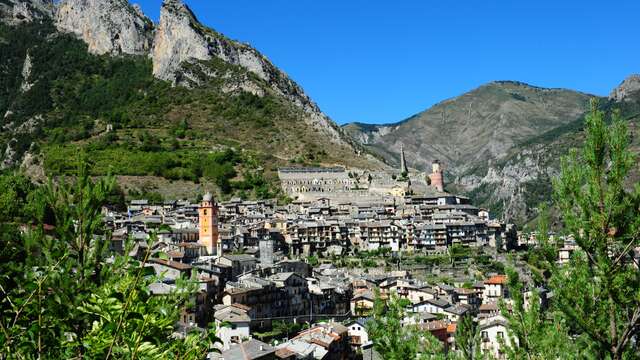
[447,323,457,333]
[275,348,296,358]
[484,275,507,285]
[149,258,192,271]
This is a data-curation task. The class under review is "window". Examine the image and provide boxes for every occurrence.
[204,209,207,215]
[497,331,504,338]
[481,331,488,339]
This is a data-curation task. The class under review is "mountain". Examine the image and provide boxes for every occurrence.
[0,0,380,200]
[343,81,639,223]
[344,81,593,174]
[458,79,640,225]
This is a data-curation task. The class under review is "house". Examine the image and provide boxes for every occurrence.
[214,304,251,350]
[406,286,437,304]
[292,322,351,360]
[275,339,328,360]
[478,302,500,319]
[403,311,437,325]
[479,315,516,360]
[345,318,371,349]
[149,258,193,279]
[351,289,376,316]
[214,339,276,360]
[453,287,481,309]
[412,298,450,315]
[444,304,471,322]
[483,275,508,302]
[217,255,258,280]
[268,272,309,315]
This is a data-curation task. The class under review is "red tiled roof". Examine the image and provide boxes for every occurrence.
[484,275,507,285]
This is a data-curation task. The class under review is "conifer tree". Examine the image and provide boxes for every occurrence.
[551,101,640,359]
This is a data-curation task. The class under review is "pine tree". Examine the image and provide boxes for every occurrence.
[551,101,640,359]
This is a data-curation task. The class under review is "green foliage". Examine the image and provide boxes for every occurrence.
[306,256,319,267]
[550,101,640,359]
[0,160,219,358]
[0,171,37,222]
[367,294,446,360]
[523,204,559,284]
[455,314,482,360]
[498,268,577,359]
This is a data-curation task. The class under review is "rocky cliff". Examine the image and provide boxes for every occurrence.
[152,0,352,146]
[55,0,154,55]
[0,0,52,25]
[610,74,640,102]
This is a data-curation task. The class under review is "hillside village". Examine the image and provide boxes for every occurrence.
[1,0,639,359]
[100,156,582,359]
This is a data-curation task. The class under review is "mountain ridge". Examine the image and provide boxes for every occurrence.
[0,0,381,201]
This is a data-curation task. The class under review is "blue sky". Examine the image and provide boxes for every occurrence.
[133,0,640,125]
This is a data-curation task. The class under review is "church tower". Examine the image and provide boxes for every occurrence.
[400,144,408,175]
[198,192,219,256]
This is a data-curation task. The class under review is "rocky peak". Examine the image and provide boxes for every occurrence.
[0,0,53,25]
[610,74,640,102]
[152,0,212,82]
[55,0,154,56]
[152,0,355,146]
[152,0,275,84]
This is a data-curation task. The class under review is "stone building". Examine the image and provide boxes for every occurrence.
[278,167,355,196]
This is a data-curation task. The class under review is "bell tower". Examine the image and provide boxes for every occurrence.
[198,192,219,256]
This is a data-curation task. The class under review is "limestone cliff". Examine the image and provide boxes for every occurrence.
[55,0,154,55]
[610,74,640,102]
[0,0,53,25]
[152,0,353,146]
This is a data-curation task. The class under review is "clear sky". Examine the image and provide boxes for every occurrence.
[132,0,640,125]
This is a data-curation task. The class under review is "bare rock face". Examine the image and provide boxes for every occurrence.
[55,0,154,56]
[610,74,640,102]
[20,52,34,92]
[0,0,53,25]
[152,0,351,145]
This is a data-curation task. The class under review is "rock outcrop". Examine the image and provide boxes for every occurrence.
[20,52,34,92]
[55,0,154,55]
[610,74,640,102]
[0,0,53,25]
[152,0,350,145]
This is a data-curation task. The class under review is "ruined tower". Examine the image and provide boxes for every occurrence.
[428,160,444,192]
[198,192,219,256]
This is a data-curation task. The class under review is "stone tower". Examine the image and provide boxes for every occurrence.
[428,160,444,192]
[400,144,408,175]
[198,192,219,256]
